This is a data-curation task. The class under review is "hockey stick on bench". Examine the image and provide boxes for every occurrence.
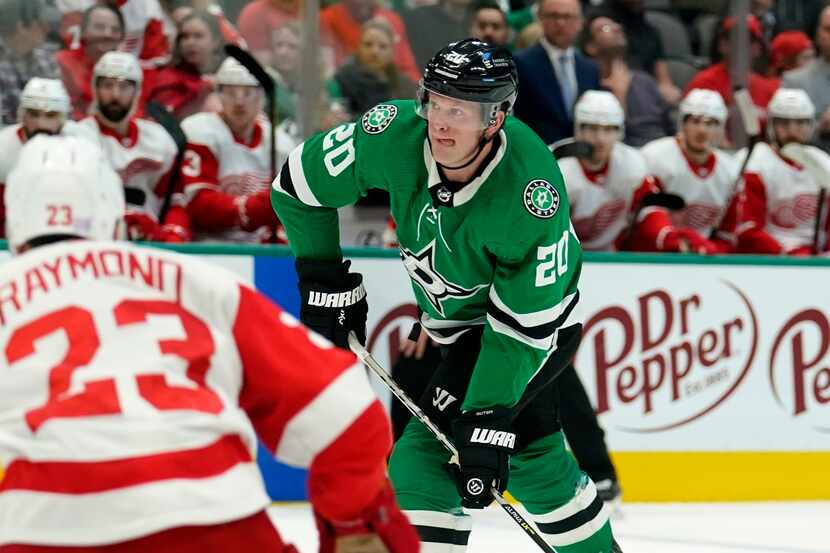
[347,331,560,553]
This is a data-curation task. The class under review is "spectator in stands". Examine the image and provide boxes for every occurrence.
[513,0,600,145]
[57,3,126,120]
[783,6,830,141]
[591,0,681,105]
[320,0,420,83]
[0,0,60,126]
[468,1,511,47]
[403,0,473,70]
[330,19,417,118]
[144,10,224,119]
[163,1,245,47]
[685,15,779,131]
[769,30,814,77]
[774,0,825,39]
[58,0,170,68]
[751,0,777,44]
[237,0,299,65]
[583,15,674,147]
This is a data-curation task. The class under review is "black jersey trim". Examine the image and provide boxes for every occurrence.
[278,159,299,201]
[487,291,579,341]
[414,525,472,546]
[535,493,604,535]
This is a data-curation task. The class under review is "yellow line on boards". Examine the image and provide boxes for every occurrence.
[612,451,830,501]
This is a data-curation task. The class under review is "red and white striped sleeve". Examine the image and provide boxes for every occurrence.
[232,285,392,522]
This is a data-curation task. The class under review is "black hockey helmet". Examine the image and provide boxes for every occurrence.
[417,38,518,128]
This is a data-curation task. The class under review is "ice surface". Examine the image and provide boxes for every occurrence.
[268,501,830,553]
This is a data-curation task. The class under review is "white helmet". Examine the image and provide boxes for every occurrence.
[679,89,728,124]
[215,57,260,87]
[93,51,143,86]
[18,78,71,118]
[5,135,125,254]
[574,90,625,129]
[767,88,816,120]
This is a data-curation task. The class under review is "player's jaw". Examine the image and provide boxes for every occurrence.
[428,124,481,167]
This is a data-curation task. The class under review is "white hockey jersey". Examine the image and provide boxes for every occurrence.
[640,136,739,235]
[180,112,297,242]
[0,240,389,546]
[79,116,181,221]
[738,142,824,252]
[559,142,649,251]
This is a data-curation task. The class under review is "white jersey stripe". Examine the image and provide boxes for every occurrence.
[488,287,577,329]
[0,461,268,546]
[275,361,375,466]
[287,143,322,207]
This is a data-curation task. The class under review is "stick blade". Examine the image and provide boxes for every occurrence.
[224,44,276,100]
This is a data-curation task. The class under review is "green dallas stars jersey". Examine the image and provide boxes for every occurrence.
[271,100,582,411]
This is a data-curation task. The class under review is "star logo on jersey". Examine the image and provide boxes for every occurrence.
[400,241,487,316]
[362,104,398,134]
[524,179,560,219]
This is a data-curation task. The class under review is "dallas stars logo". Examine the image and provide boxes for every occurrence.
[400,241,486,316]
[523,179,560,219]
[362,104,398,134]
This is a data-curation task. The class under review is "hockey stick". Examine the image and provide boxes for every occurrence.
[224,44,278,184]
[347,332,560,553]
[549,137,594,160]
[780,143,830,254]
[145,100,187,224]
[710,88,761,240]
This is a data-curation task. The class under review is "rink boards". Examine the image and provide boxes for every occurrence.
[2,244,829,502]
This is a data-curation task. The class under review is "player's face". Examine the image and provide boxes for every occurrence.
[772,118,813,146]
[95,78,137,123]
[577,123,618,165]
[219,85,264,131]
[681,115,720,154]
[179,18,216,71]
[426,93,488,165]
[22,109,64,137]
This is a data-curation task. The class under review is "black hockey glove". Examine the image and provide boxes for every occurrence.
[295,258,368,348]
[450,407,516,509]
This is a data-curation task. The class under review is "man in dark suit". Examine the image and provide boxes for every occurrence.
[513,0,601,145]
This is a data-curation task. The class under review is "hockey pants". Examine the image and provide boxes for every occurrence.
[387,328,614,552]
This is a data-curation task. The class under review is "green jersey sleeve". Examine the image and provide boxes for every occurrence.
[270,122,366,260]
[462,140,583,411]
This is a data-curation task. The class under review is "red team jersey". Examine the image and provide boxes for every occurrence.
[0,241,392,547]
[559,143,650,251]
[79,116,189,240]
[57,0,170,68]
[637,136,740,251]
[181,113,295,243]
[738,143,830,254]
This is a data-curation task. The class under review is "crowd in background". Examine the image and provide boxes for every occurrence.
[1,0,830,255]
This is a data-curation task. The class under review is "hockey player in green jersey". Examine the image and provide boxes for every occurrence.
[271,39,620,553]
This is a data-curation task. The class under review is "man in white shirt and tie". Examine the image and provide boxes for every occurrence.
[513,0,601,145]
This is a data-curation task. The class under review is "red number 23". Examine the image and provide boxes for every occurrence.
[5,300,222,432]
